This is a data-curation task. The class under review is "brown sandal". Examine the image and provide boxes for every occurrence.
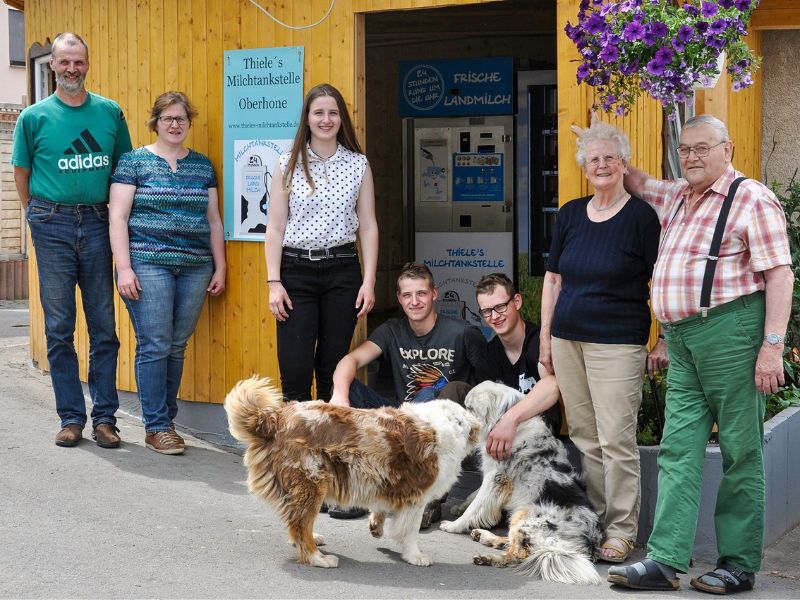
[599,537,635,563]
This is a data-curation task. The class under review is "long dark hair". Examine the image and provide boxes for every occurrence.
[282,83,363,193]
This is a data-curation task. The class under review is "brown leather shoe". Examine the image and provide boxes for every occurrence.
[55,424,83,447]
[168,424,186,448]
[93,423,121,448]
[145,430,185,455]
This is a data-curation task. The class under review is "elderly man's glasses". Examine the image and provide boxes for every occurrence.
[479,300,512,319]
[158,116,188,125]
[587,155,621,168]
[676,141,725,158]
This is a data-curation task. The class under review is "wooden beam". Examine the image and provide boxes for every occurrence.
[752,0,800,30]
[3,0,24,10]
[751,9,800,30]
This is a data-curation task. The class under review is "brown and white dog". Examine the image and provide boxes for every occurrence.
[440,381,604,585]
[224,376,480,568]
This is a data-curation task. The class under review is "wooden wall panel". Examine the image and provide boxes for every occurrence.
[63,0,483,404]
[556,0,664,204]
[26,0,693,405]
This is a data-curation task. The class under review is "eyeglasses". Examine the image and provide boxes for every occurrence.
[676,141,726,159]
[158,116,188,126]
[478,300,512,319]
[586,155,621,168]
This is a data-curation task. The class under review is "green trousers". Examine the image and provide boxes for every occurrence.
[647,292,766,573]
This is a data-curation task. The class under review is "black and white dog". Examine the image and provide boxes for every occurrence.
[440,381,604,585]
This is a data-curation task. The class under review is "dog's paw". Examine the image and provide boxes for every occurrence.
[404,551,432,567]
[470,529,484,542]
[368,517,384,538]
[313,532,326,546]
[439,520,465,533]
[309,551,339,568]
[473,553,493,566]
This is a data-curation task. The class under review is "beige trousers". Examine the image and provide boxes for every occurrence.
[551,337,646,541]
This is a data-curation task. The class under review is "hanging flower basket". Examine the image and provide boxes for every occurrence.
[565,0,762,118]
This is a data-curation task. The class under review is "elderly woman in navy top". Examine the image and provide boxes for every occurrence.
[109,91,226,455]
[540,122,666,563]
[266,83,378,402]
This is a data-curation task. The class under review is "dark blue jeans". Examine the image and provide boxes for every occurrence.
[120,259,212,432]
[276,255,361,400]
[26,198,120,429]
[347,379,472,408]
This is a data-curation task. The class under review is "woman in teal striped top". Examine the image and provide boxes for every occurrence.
[109,91,226,455]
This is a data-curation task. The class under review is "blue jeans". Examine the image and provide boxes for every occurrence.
[347,379,472,408]
[120,259,212,432]
[26,198,120,429]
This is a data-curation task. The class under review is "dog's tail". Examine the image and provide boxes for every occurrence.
[224,376,283,444]
[516,541,602,586]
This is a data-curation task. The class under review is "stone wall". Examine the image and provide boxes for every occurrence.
[761,31,800,188]
[0,103,27,300]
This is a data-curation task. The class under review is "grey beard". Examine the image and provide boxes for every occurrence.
[55,73,85,94]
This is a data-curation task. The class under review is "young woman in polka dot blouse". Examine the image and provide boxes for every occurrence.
[265,83,378,401]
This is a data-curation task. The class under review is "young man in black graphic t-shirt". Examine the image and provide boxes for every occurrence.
[330,262,490,408]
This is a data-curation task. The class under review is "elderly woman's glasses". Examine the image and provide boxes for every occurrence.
[587,155,621,168]
[479,300,511,319]
[158,116,188,125]
[676,141,725,159]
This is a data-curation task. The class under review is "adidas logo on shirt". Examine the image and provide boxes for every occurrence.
[57,129,110,171]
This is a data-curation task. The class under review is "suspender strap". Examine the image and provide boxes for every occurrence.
[699,176,747,315]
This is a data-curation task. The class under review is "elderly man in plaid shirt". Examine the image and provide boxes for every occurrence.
[605,115,793,595]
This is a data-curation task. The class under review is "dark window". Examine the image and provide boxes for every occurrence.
[8,9,25,67]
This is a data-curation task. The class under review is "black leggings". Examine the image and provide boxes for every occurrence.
[276,254,361,400]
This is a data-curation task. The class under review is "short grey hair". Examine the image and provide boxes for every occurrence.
[576,122,631,169]
[682,114,730,143]
[51,32,89,58]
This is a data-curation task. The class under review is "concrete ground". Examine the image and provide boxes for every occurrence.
[1,300,799,599]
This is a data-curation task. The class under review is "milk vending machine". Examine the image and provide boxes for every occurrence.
[403,115,514,334]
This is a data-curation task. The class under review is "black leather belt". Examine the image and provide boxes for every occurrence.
[282,243,357,261]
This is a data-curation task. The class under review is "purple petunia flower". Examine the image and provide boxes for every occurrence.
[735,0,752,10]
[642,29,657,46]
[602,95,617,110]
[707,35,727,50]
[701,2,718,18]
[672,37,686,52]
[683,3,700,16]
[599,44,620,63]
[709,18,728,35]
[719,0,735,7]
[620,58,640,75]
[576,62,591,82]
[678,24,695,43]
[696,21,710,34]
[647,59,666,76]
[623,20,646,41]
[651,21,668,38]
[585,13,607,34]
[655,47,675,64]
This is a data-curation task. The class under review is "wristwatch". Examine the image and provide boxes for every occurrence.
[763,333,785,346]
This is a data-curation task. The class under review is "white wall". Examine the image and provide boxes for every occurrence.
[0,5,25,106]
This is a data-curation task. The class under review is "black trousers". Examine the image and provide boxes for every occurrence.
[276,254,361,400]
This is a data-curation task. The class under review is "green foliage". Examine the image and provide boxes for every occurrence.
[766,353,800,421]
[517,253,543,325]
[638,370,667,446]
[771,176,800,350]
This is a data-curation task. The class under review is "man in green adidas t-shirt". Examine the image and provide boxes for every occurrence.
[12,32,132,449]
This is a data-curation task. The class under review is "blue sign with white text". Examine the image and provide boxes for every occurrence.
[399,57,514,117]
